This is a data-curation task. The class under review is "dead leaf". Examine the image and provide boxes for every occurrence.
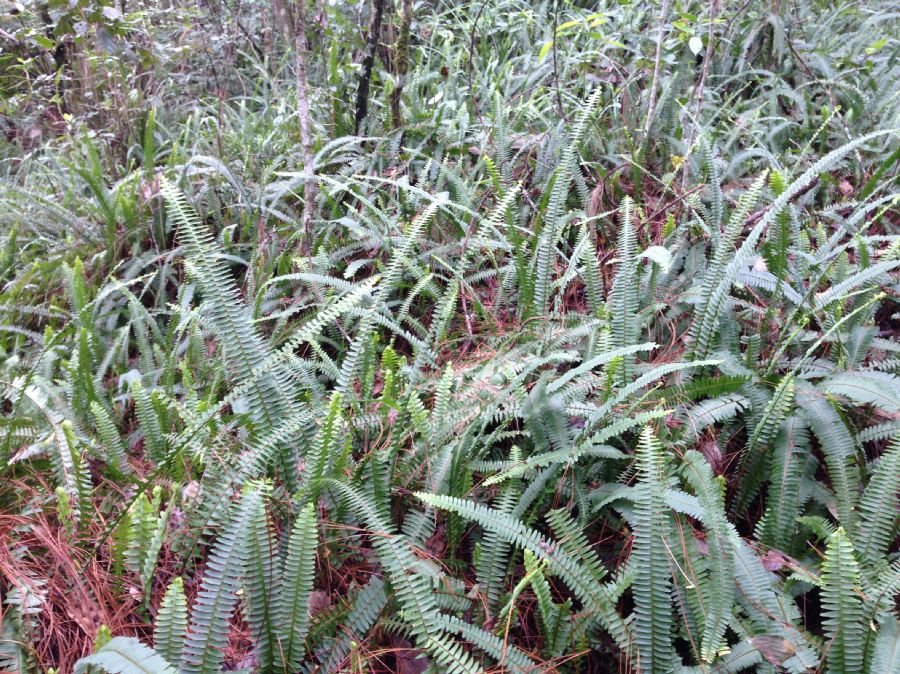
[393,639,431,674]
[308,590,331,615]
[762,549,787,572]
[750,635,796,665]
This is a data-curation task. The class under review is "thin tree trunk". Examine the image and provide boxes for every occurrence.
[390,0,413,131]
[643,0,671,137]
[294,0,317,251]
[681,0,719,188]
[354,0,386,135]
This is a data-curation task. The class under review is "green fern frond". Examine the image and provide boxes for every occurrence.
[609,197,640,384]
[414,491,630,650]
[330,481,484,673]
[821,527,865,674]
[631,427,675,674]
[90,401,128,472]
[798,387,860,531]
[760,416,809,551]
[154,577,187,666]
[680,451,736,663]
[181,483,267,674]
[856,435,900,564]
[74,637,175,674]
[276,502,318,673]
[870,615,900,674]
[242,490,278,672]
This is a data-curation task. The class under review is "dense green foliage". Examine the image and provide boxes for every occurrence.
[0,0,898,672]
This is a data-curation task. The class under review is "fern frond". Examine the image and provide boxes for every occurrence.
[276,502,318,673]
[821,527,865,674]
[608,197,640,384]
[856,435,900,564]
[822,370,900,413]
[153,577,187,666]
[181,483,266,674]
[331,481,484,673]
[870,615,900,674]
[90,401,128,472]
[74,637,175,674]
[631,427,675,674]
[414,491,630,650]
[242,489,278,672]
[798,387,860,531]
[680,451,736,663]
[760,415,809,551]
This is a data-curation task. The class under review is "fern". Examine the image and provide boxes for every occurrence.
[414,491,630,650]
[680,450,735,663]
[631,427,675,673]
[608,197,640,384]
[305,577,386,673]
[331,481,484,673]
[153,577,187,665]
[760,415,809,551]
[856,435,900,564]
[689,173,768,360]
[74,637,175,674]
[821,528,865,674]
[90,401,129,472]
[181,483,266,674]
[798,387,860,531]
[242,486,278,671]
[275,502,318,672]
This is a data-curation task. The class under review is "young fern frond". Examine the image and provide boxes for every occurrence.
[631,427,675,674]
[821,527,865,674]
[275,502,318,673]
[154,577,188,666]
[608,197,640,384]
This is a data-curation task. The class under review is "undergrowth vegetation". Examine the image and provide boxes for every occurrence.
[0,0,898,672]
